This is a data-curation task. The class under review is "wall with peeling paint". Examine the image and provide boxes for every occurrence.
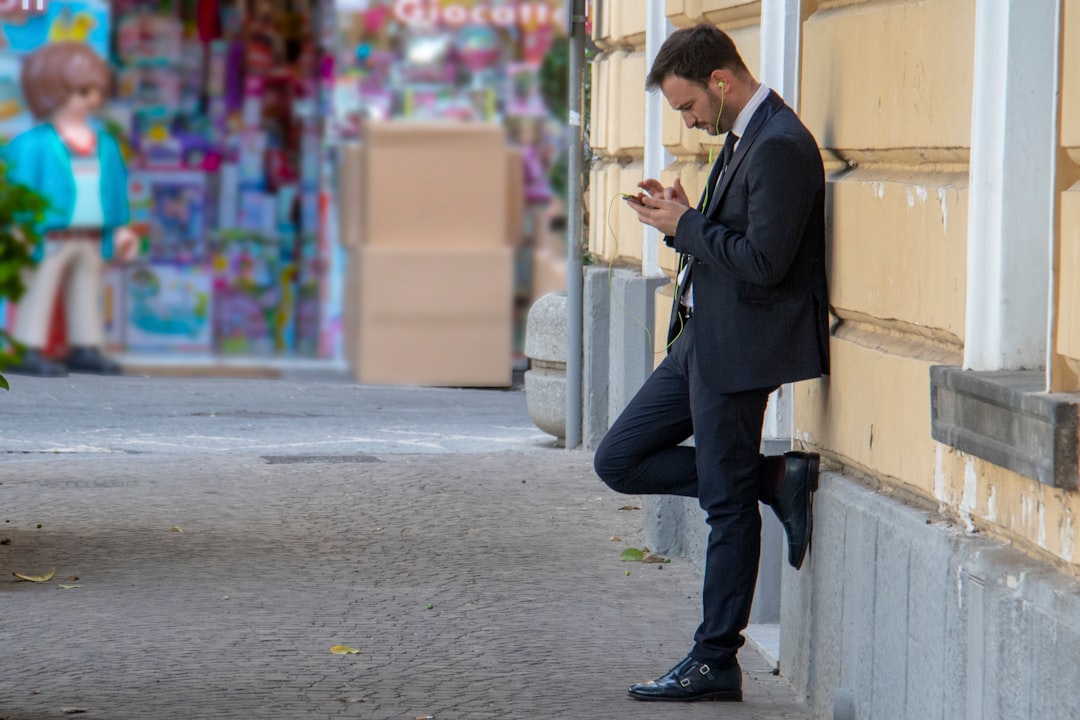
[792,0,1080,570]
[587,0,1080,716]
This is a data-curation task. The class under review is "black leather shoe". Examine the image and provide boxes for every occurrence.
[627,655,742,702]
[771,451,820,570]
[64,347,122,375]
[5,349,68,377]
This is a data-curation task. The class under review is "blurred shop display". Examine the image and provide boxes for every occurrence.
[332,0,564,130]
[0,0,340,360]
[0,0,572,384]
[333,0,571,365]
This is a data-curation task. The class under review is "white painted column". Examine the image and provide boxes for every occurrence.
[760,0,802,108]
[642,0,673,278]
[759,0,802,442]
[964,0,1057,372]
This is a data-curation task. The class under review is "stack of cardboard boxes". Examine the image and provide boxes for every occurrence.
[340,122,521,386]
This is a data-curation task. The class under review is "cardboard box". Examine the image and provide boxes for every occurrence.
[354,319,512,387]
[506,146,525,248]
[360,122,509,247]
[355,245,513,321]
[531,246,568,301]
[337,142,365,249]
[346,245,514,386]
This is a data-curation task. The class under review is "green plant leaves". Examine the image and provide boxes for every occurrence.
[0,162,48,390]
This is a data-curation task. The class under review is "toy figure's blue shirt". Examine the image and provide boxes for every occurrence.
[3,121,130,260]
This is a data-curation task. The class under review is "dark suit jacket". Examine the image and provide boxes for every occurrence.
[665,90,829,394]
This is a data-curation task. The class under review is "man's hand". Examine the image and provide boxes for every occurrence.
[113,226,140,262]
[627,177,691,237]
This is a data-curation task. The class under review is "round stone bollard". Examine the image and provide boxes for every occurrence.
[524,291,567,441]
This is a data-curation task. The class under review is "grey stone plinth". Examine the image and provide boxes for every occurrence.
[524,291,567,364]
[523,366,567,439]
[931,366,1080,489]
[524,292,568,440]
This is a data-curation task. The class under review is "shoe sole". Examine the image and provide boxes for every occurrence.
[627,689,743,702]
[791,453,820,570]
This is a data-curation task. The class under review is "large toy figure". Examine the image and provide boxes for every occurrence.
[4,41,137,377]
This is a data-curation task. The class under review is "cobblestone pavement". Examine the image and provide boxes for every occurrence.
[0,377,810,719]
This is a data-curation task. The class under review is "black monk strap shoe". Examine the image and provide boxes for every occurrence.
[64,347,122,376]
[627,655,742,702]
[773,451,820,570]
[5,349,68,377]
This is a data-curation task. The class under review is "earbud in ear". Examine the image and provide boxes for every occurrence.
[717,81,725,89]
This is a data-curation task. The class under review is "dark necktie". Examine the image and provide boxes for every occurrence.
[680,132,740,305]
[721,131,738,174]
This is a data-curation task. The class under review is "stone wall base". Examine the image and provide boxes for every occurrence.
[781,471,1080,720]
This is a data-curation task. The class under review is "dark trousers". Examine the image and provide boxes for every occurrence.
[593,318,772,664]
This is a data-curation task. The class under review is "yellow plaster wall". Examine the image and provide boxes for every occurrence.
[1054,0,1080,381]
[1061,0,1080,149]
[1058,187,1080,362]
[591,0,1080,565]
[588,46,647,265]
[792,0,1080,566]
[589,160,646,262]
[795,0,974,508]
[590,51,647,159]
[801,0,975,157]
[594,0,648,47]
[828,170,967,341]
[665,0,760,28]
[794,332,958,499]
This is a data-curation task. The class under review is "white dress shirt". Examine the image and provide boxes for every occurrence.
[681,82,771,311]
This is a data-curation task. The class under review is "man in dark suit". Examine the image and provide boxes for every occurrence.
[593,23,829,702]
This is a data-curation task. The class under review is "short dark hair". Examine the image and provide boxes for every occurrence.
[645,24,749,91]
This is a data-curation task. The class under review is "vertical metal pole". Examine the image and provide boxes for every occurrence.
[642,0,672,279]
[564,0,587,450]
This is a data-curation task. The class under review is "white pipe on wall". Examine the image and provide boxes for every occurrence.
[760,0,801,107]
[760,0,802,442]
[965,0,1057,372]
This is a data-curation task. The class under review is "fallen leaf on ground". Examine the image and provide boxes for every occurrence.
[337,697,366,704]
[620,548,645,562]
[60,708,88,715]
[67,576,79,581]
[618,505,641,511]
[57,584,81,590]
[1,538,10,545]
[330,645,360,655]
[170,526,183,533]
[13,568,56,582]
[609,536,621,542]
[642,552,670,564]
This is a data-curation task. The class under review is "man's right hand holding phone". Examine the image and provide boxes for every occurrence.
[623,177,692,237]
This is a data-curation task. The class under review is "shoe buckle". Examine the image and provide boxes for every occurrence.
[698,664,711,675]
[679,677,692,687]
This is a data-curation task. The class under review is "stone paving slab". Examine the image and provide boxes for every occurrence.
[0,449,810,719]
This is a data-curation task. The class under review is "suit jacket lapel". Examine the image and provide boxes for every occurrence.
[704,91,785,217]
